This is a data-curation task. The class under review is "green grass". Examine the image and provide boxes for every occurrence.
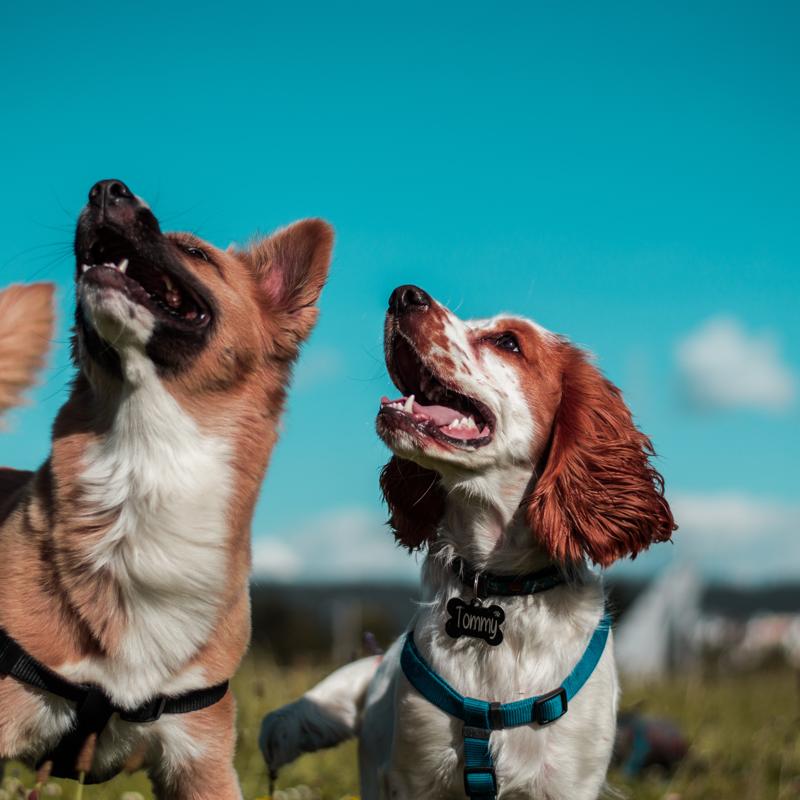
[5,657,799,799]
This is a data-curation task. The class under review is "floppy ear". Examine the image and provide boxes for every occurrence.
[380,456,446,550]
[527,345,676,567]
[243,218,334,353]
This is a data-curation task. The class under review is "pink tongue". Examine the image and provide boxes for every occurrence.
[411,399,462,427]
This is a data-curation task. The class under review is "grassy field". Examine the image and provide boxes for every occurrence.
[4,655,799,799]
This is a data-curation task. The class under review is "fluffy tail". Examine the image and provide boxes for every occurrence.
[0,284,55,419]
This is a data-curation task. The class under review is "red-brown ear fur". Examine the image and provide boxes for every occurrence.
[527,345,676,567]
[380,456,446,550]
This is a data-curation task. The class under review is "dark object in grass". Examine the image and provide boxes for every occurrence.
[613,711,689,777]
[363,631,384,656]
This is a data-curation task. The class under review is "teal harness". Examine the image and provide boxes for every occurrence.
[400,613,612,799]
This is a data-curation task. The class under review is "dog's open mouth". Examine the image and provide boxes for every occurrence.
[78,229,211,327]
[379,333,494,448]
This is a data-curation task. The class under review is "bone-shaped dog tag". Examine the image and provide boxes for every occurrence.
[445,597,505,646]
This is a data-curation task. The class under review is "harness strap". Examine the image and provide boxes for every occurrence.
[0,630,86,702]
[0,628,229,781]
[400,613,612,799]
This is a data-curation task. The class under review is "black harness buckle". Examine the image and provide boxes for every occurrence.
[121,695,167,724]
[488,701,504,729]
[75,687,115,729]
[532,687,568,725]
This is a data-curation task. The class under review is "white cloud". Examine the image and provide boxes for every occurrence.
[675,316,796,412]
[293,346,344,390]
[252,506,420,582]
[251,538,302,577]
[668,492,800,582]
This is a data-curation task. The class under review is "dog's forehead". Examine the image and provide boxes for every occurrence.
[462,313,552,338]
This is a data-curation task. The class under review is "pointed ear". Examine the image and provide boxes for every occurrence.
[380,456,446,550]
[243,218,334,349]
[527,345,676,567]
[0,283,55,417]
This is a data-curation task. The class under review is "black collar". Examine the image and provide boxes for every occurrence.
[451,557,565,599]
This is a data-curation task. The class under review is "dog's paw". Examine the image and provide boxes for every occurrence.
[259,702,310,772]
[259,697,354,772]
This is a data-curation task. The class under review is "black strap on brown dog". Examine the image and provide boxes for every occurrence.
[0,628,229,781]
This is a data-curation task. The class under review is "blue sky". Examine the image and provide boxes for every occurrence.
[1,1,798,584]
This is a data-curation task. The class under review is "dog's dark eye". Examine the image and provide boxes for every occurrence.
[184,246,209,262]
[493,333,521,353]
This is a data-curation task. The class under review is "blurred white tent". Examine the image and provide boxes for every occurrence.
[615,565,702,680]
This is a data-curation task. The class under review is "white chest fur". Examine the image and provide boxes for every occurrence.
[66,354,233,707]
[388,566,619,800]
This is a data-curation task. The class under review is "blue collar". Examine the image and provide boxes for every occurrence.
[451,558,565,599]
[400,613,612,799]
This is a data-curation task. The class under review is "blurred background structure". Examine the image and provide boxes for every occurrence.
[1,2,798,797]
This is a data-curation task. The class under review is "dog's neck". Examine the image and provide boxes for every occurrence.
[433,464,556,575]
[418,463,600,651]
[37,352,244,699]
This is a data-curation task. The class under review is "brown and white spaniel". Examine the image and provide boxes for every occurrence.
[261,284,675,800]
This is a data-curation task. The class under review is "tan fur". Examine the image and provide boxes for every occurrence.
[0,284,54,418]
[0,208,332,798]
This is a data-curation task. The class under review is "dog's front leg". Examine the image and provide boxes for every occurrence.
[149,693,242,800]
[151,761,242,800]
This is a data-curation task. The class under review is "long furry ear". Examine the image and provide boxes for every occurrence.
[527,345,676,567]
[380,456,446,550]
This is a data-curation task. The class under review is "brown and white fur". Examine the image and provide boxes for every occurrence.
[261,285,675,799]
[0,179,333,797]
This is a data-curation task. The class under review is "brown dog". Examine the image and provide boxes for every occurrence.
[0,180,333,797]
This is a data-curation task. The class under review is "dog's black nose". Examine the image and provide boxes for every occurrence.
[88,179,136,210]
[389,285,432,315]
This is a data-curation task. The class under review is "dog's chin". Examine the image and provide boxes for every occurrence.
[76,282,213,379]
[80,285,156,349]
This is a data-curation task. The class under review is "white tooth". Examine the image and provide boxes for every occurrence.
[466,417,476,428]
[451,419,461,429]
[404,395,415,413]
[81,264,90,273]
[118,258,129,273]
